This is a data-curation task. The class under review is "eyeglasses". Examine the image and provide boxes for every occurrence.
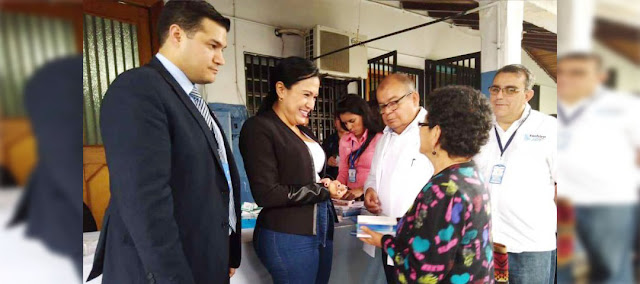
[378,91,412,114]
[418,122,429,127]
[488,86,524,96]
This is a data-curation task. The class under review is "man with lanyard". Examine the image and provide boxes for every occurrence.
[363,74,433,284]
[474,64,557,284]
[556,53,640,284]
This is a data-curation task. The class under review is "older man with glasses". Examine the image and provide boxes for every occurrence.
[474,64,558,284]
[363,74,434,284]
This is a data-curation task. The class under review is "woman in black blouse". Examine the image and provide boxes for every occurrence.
[239,57,346,284]
[360,85,494,283]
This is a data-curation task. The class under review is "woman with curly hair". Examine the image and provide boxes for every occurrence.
[360,85,495,283]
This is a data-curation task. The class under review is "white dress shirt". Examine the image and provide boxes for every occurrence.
[557,87,640,205]
[474,103,557,253]
[364,107,434,218]
[304,140,326,183]
[155,53,193,95]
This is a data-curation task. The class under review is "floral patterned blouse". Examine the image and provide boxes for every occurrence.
[381,161,494,284]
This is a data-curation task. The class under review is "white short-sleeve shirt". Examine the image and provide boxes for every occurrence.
[474,104,557,253]
[557,87,640,205]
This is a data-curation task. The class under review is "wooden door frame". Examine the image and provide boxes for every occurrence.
[83,0,163,65]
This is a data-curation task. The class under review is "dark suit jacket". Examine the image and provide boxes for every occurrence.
[239,110,337,236]
[87,57,241,284]
[8,56,83,276]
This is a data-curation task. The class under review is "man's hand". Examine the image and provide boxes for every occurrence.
[229,268,236,278]
[364,188,381,214]
[328,156,338,167]
[342,187,364,200]
[359,226,383,248]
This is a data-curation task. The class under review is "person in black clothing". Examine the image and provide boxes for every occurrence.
[8,56,82,277]
[239,57,347,284]
[83,203,98,233]
[321,116,347,180]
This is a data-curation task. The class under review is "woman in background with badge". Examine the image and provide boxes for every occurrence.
[336,94,384,200]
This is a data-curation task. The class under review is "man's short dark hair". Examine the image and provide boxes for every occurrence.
[157,0,231,45]
[495,64,535,90]
[558,52,603,70]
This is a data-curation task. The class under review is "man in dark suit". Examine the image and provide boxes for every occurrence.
[87,1,241,283]
[8,55,83,277]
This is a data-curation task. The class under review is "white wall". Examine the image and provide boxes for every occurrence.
[200,16,304,105]
[593,41,640,94]
[201,0,556,113]
[201,0,483,104]
[538,85,557,115]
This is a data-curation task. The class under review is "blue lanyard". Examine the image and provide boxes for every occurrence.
[558,92,600,126]
[557,104,587,126]
[348,140,365,169]
[495,109,531,157]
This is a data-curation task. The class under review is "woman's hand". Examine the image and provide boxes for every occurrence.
[328,180,347,199]
[359,226,384,248]
[319,178,332,187]
[341,187,364,200]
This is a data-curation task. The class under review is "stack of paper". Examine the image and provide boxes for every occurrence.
[356,215,397,238]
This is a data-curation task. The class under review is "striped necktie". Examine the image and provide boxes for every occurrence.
[188,87,236,234]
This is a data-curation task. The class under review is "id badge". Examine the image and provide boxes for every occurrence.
[348,168,357,183]
[489,164,506,184]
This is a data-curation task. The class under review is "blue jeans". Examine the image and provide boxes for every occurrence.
[253,201,334,284]
[508,250,556,284]
[557,205,638,284]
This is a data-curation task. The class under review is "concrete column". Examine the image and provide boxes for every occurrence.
[479,0,524,95]
[557,0,595,56]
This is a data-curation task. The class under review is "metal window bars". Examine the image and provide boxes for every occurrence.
[424,52,481,103]
[244,53,350,142]
[367,51,397,103]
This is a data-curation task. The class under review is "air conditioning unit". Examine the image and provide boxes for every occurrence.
[305,25,368,79]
